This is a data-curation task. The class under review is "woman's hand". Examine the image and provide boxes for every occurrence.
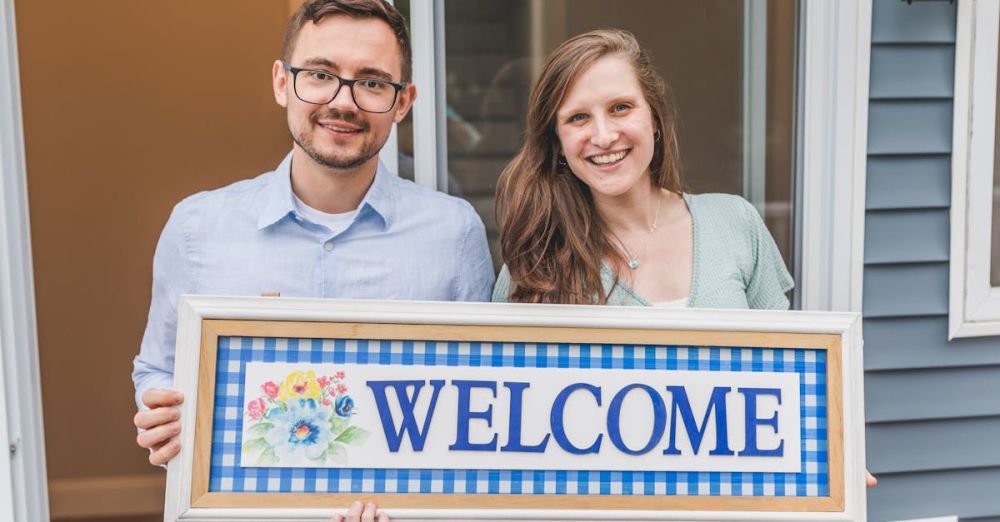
[866,470,877,488]
[333,501,388,522]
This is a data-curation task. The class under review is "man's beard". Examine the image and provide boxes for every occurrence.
[292,108,382,170]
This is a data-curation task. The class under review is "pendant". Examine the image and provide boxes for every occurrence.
[628,260,640,270]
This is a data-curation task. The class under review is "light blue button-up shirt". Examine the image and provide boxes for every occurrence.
[132,153,495,406]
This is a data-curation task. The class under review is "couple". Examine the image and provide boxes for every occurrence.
[132,0,801,519]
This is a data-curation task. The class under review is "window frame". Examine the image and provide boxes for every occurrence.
[406,1,872,314]
[949,0,1000,339]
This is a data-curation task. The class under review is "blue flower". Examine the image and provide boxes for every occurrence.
[264,398,333,462]
[335,395,354,417]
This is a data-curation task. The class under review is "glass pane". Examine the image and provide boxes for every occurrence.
[442,0,798,298]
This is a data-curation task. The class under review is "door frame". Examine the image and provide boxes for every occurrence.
[0,0,49,520]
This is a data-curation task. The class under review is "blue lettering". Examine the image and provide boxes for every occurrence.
[449,380,498,451]
[607,384,666,455]
[500,382,550,453]
[366,380,444,452]
[663,386,734,456]
[550,383,603,454]
[738,387,784,457]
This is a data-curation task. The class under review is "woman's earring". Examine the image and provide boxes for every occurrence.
[557,155,569,168]
[653,129,662,142]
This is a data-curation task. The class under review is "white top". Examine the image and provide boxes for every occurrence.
[293,193,359,236]
[651,296,690,309]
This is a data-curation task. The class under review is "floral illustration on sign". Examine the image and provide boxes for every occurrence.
[241,369,369,466]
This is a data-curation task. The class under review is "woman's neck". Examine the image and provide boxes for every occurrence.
[594,183,661,234]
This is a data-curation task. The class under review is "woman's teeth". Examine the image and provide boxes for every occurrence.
[589,150,628,165]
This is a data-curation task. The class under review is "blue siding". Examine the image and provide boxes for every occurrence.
[868,100,953,154]
[870,45,954,99]
[864,209,949,264]
[865,1,1000,520]
[867,156,951,209]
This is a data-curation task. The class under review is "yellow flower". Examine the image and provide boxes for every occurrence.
[278,370,322,402]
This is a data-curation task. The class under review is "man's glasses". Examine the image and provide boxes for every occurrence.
[281,61,407,114]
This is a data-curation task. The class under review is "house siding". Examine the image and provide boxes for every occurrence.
[865,1,1000,520]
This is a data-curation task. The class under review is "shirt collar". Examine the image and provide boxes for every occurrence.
[257,151,396,230]
[357,159,395,229]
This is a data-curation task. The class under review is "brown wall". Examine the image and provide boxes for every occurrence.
[15,0,291,516]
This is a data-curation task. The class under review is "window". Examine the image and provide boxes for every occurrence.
[396,1,871,313]
[400,0,800,301]
[950,0,1000,338]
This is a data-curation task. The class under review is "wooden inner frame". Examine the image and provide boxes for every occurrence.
[191,320,845,512]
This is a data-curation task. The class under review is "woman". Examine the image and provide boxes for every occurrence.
[492,29,793,308]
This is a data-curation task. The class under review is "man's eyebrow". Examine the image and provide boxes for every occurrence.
[356,67,394,81]
[301,57,337,69]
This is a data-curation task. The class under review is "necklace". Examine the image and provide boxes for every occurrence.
[610,230,644,270]
[650,188,663,232]
[610,189,663,270]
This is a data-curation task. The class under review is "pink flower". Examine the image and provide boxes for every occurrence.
[335,371,345,380]
[322,398,331,406]
[336,383,348,394]
[262,381,279,399]
[318,376,332,388]
[247,398,266,420]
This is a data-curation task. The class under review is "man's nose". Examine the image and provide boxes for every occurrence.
[327,83,358,111]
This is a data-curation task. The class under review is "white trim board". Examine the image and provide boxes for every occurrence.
[0,0,49,519]
[798,0,871,314]
[949,0,1000,339]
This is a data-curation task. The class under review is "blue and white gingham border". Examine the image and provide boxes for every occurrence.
[208,337,828,497]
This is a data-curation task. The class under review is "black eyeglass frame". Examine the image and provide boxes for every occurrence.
[280,60,408,114]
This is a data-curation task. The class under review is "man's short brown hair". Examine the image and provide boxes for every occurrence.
[281,0,412,82]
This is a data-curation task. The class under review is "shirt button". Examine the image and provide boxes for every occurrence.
[323,241,333,252]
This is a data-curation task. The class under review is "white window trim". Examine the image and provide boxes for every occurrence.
[410,0,448,189]
[0,0,49,519]
[797,1,871,314]
[949,0,1000,339]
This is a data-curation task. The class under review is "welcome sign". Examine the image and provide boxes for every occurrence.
[165,297,866,521]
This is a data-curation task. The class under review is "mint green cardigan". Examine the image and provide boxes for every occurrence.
[491,193,794,310]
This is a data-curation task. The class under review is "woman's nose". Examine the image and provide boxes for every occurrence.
[590,117,619,148]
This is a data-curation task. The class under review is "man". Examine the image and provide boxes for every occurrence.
[132,0,494,470]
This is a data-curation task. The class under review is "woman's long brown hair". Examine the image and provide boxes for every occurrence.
[495,29,683,304]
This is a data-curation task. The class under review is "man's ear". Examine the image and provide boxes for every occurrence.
[272,60,289,108]
[393,82,417,124]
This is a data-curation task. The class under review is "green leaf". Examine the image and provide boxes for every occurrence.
[258,447,279,466]
[247,422,273,439]
[335,426,370,445]
[241,437,268,455]
[328,414,349,437]
[326,443,347,464]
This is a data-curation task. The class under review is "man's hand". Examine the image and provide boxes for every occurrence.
[134,388,184,466]
[333,501,388,522]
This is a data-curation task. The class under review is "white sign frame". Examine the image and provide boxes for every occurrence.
[165,296,866,521]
